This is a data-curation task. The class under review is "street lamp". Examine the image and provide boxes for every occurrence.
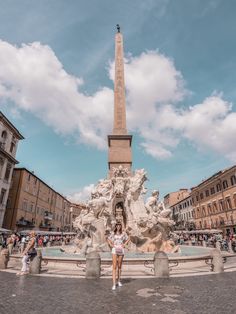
[70,207,73,232]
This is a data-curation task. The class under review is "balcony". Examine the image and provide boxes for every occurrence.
[44,212,53,221]
[16,218,35,228]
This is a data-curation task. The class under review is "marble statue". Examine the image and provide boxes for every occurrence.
[73,166,177,253]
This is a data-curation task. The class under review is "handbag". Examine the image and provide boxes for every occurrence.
[27,248,37,258]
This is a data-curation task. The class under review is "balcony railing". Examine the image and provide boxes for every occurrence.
[16,219,35,227]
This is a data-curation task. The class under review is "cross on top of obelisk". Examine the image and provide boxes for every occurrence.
[116,24,120,33]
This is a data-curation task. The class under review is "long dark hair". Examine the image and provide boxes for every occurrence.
[114,223,122,234]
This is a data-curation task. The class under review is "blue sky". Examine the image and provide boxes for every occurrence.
[0,0,236,201]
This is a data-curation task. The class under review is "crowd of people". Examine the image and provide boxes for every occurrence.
[0,232,75,254]
[1,230,236,255]
[174,232,236,252]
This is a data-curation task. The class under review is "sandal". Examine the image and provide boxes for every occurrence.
[16,272,27,276]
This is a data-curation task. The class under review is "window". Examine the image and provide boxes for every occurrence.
[231,175,236,186]
[1,130,7,140]
[10,142,15,153]
[0,188,6,204]
[200,193,204,200]
[213,202,218,213]
[210,187,215,195]
[207,204,212,214]
[222,180,228,189]
[0,156,4,176]
[22,199,28,211]
[219,200,225,211]
[226,198,232,210]
[216,183,221,192]
[28,173,31,181]
[4,163,11,182]
[202,206,206,217]
[220,217,225,226]
[196,195,199,201]
[205,190,209,197]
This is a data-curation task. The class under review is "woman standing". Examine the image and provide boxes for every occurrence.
[108,223,129,290]
[17,231,36,276]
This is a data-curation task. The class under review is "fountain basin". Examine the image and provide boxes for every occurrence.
[42,245,214,261]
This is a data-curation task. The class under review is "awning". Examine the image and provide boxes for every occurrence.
[174,229,223,234]
[19,230,76,236]
[0,227,12,234]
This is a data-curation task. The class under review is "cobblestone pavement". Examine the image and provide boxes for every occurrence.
[0,271,236,314]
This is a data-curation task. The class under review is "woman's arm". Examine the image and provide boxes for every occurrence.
[123,235,130,247]
[23,238,35,255]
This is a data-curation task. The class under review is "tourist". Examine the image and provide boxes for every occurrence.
[190,234,196,246]
[17,231,36,276]
[107,223,129,291]
[38,236,43,247]
[20,235,26,253]
[231,235,236,253]
[7,234,16,255]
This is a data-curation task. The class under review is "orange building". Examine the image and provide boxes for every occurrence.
[191,165,236,234]
[3,168,73,231]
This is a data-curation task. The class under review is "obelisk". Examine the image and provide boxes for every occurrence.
[108,25,132,175]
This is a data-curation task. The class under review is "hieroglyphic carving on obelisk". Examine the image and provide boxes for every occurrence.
[113,25,127,135]
[108,25,132,174]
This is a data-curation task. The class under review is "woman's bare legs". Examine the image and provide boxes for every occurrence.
[112,254,117,287]
[117,255,123,284]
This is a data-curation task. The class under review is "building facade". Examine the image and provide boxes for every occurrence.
[191,165,236,234]
[171,195,194,230]
[0,112,24,227]
[164,189,190,208]
[3,168,73,231]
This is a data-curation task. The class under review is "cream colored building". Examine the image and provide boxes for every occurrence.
[171,194,194,230]
[3,168,73,231]
[0,112,24,227]
[164,189,190,208]
[191,165,236,234]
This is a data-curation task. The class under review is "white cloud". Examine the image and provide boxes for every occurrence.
[0,40,113,150]
[67,183,95,203]
[0,39,236,162]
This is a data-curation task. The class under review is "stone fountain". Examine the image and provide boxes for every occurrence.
[73,165,177,254]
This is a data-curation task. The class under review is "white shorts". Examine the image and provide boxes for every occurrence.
[112,247,124,255]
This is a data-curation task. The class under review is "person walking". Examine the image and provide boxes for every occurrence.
[108,223,129,291]
[17,231,36,276]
